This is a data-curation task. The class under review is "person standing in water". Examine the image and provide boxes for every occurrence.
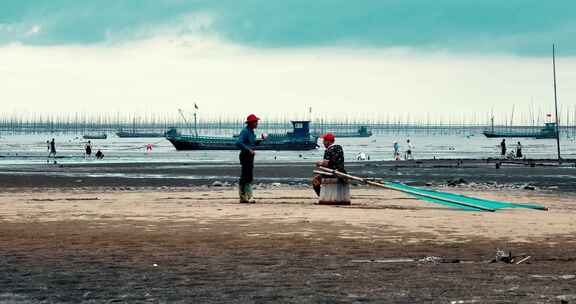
[500,139,506,157]
[405,139,414,160]
[393,141,401,160]
[516,141,523,158]
[85,141,92,159]
[47,138,57,161]
[235,114,267,204]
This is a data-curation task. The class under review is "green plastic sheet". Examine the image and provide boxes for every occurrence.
[385,183,547,212]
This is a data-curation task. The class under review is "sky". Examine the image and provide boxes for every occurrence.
[1,0,575,123]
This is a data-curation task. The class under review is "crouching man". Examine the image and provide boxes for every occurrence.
[313,133,346,197]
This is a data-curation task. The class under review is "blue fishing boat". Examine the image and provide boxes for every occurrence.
[483,123,558,139]
[166,121,319,151]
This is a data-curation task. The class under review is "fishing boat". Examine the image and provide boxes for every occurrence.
[116,130,167,138]
[116,116,167,138]
[314,126,373,138]
[166,121,319,151]
[83,133,107,140]
[482,123,558,139]
[483,45,562,145]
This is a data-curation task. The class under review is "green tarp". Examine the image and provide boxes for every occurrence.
[385,183,547,212]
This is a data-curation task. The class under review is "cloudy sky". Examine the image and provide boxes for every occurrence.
[1,1,575,122]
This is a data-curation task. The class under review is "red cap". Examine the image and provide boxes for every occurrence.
[245,114,260,123]
[321,133,335,141]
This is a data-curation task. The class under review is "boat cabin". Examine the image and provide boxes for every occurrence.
[540,122,559,137]
[288,121,311,139]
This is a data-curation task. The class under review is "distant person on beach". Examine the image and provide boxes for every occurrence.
[95,150,104,159]
[516,142,523,158]
[85,141,92,159]
[236,114,267,204]
[146,144,153,152]
[500,139,506,157]
[46,140,50,152]
[47,138,56,160]
[313,133,346,196]
[393,141,401,160]
[405,139,414,160]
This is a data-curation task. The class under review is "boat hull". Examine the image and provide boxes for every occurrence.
[83,135,107,140]
[325,132,372,138]
[167,137,318,151]
[482,131,557,139]
[116,131,165,138]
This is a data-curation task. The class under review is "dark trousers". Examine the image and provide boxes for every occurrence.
[239,151,254,188]
[313,184,321,196]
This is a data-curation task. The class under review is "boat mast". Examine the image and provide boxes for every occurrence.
[193,112,198,137]
[490,107,494,133]
[178,109,193,135]
[552,44,561,162]
[490,116,494,132]
[193,103,199,137]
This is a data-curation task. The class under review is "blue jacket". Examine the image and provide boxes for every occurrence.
[236,126,257,152]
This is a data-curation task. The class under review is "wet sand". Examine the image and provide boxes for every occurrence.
[1,184,576,303]
[1,158,576,191]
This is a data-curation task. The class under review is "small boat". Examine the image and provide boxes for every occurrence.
[313,126,373,138]
[336,126,373,138]
[116,116,168,138]
[166,121,318,151]
[83,133,107,140]
[116,131,167,138]
[483,123,558,139]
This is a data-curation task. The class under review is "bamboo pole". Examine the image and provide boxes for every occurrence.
[315,167,496,212]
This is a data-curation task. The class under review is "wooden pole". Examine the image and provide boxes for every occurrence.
[553,44,561,162]
[315,167,495,212]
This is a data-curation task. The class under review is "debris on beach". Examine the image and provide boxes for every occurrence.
[349,257,459,264]
[447,178,468,187]
[491,249,532,264]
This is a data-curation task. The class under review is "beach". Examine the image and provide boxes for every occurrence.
[3,1,576,302]
[1,161,576,303]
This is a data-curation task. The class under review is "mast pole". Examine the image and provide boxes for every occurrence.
[552,44,561,162]
[194,112,198,137]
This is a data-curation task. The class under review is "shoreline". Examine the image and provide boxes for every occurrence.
[1,158,575,192]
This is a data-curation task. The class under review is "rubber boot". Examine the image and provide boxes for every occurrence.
[245,183,256,204]
[239,184,249,203]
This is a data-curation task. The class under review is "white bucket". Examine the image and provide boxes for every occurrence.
[318,177,351,205]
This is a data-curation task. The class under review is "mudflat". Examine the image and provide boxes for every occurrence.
[1,184,575,303]
[1,159,576,191]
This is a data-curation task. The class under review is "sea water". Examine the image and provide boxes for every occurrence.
[0,133,574,165]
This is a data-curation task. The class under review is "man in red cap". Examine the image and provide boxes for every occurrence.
[313,133,346,196]
[235,114,264,203]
